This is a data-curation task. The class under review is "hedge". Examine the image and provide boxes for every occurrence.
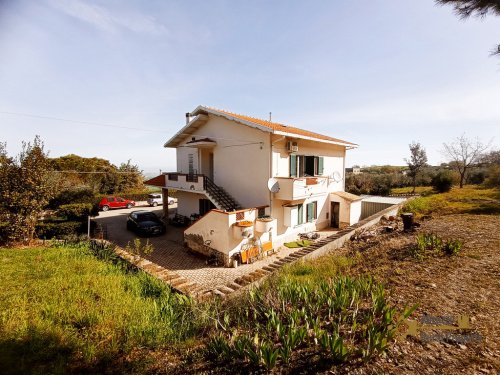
[58,203,97,220]
[36,221,85,239]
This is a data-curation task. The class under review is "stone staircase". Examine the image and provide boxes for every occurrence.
[203,176,242,211]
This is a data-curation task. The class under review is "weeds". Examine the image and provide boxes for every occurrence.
[412,232,463,259]
[205,276,415,371]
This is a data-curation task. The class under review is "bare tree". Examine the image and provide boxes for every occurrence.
[442,134,491,188]
[436,0,500,55]
[405,142,428,193]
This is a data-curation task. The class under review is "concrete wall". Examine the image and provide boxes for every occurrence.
[176,190,205,217]
[184,208,278,266]
[349,200,362,225]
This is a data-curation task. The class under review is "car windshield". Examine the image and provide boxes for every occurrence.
[136,213,158,222]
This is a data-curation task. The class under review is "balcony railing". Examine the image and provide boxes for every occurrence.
[273,177,329,200]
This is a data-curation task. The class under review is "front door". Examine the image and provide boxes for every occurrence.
[330,202,340,228]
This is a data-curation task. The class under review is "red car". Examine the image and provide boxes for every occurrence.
[99,197,135,212]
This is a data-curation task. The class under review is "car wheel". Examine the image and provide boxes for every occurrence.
[127,203,133,209]
[102,205,109,212]
[152,202,158,207]
[169,200,174,205]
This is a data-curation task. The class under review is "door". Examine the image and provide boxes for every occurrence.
[330,202,340,228]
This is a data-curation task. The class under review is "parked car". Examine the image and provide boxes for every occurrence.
[146,193,175,207]
[126,210,166,236]
[99,197,135,212]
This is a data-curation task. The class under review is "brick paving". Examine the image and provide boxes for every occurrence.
[94,203,305,295]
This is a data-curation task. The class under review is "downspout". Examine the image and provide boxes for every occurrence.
[342,147,346,191]
[270,135,286,217]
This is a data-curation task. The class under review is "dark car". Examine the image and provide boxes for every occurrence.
[99,196,135,212]
[126,210,166,236]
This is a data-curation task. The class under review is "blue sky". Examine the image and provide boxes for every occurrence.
[1,0,499,174]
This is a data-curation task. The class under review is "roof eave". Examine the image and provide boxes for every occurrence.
[273,130,358,148]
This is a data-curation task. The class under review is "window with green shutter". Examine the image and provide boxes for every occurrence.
[318,157,324,175]
[297,204,304,225]
[306,201,317,222]
[290,154,297,177]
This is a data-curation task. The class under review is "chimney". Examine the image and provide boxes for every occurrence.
[185,112,191,125]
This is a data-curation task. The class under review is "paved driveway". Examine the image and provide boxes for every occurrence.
[93,202,302,292]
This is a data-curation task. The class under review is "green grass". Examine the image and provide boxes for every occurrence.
[391,186,434,195]
[0,243,206,374]
[401,186,500,217]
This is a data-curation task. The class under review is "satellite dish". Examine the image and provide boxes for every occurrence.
[332,171,342,182]
[267,178,280,193]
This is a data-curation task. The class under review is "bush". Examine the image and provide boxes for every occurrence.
[483,166,500,188]
[58,203,96,220]
[432,171,454,193]
[0,222,9,244]
[36,221,84,239]
[49,188,97,208]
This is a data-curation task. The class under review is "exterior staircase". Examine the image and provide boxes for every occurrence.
[203,176,242,211]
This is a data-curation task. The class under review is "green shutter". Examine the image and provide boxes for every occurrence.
[318,157,324,175]
[306,201,317,222]
[297,204,303,225]
[290,155,297,177]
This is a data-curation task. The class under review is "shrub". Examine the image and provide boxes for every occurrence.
[58,203,95,221]
[442,239,463,256]
[432,171,454,193]
[49,188,97,208]
[483,166,500,188]
[36,221,84,239]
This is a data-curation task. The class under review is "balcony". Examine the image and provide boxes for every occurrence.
[165,173,205,192]
[274,177,329,201]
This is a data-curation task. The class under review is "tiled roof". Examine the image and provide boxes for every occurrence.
[205,107,357,146]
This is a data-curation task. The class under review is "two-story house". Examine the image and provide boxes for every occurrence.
[146,106,361,266]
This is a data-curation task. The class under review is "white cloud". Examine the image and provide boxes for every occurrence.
[47,0,169,36]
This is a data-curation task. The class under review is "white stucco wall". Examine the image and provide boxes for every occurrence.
[175,116,271,209]
[176,191,205,217]
[349,200,362,225]
[271,136,345,192]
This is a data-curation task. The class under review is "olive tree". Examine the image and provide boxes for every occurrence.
[0,136,55,244]
[404,142,428,193]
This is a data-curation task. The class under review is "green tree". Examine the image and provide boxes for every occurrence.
[405,142,428,193]
[117,160,144,192]
[436,0,500,54]
[0,136,55,243]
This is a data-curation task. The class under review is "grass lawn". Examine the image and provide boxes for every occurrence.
[401,186,500,216]
[0,243,205,374]
[390,186,434,195]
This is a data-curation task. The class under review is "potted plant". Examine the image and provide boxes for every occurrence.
[233,220,254,238]
[255,215,275,232]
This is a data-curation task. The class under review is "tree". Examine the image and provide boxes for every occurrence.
[0,136,55,243]
[436,0,500,54]
[404,142,428,193]
[441,134,490,188]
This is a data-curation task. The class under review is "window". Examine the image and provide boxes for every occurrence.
[297,204,304,225]
[257,207,266,217]
[188,153,194,175]
[289,155,324,177]
[107,197,115,202]
[306,201,317,222]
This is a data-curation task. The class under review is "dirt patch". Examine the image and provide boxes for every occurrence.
[340,214,500,374]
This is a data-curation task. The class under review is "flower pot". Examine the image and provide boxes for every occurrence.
[255,218,276,232]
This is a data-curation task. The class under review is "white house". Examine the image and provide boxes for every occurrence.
[147,106,360,266]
